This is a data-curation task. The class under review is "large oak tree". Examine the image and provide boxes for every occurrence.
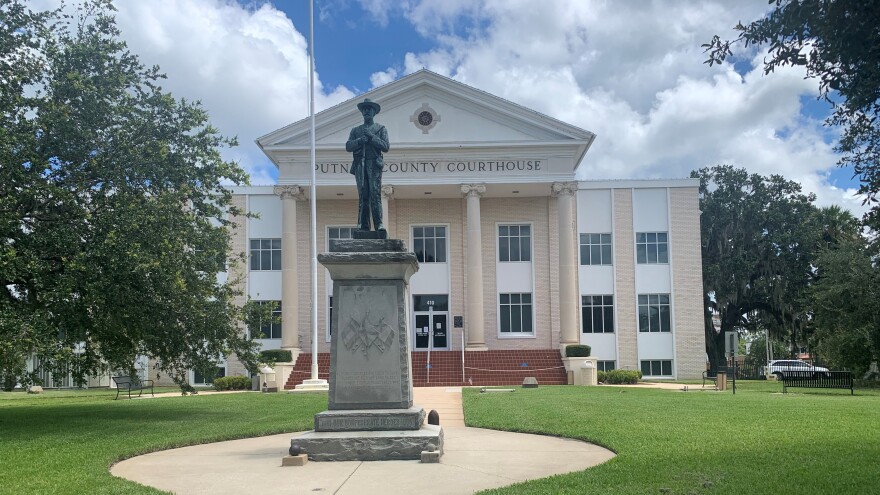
[693,166,821,370]
[1,0,262,389]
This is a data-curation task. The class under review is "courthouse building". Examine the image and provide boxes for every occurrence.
[217,70,704,387]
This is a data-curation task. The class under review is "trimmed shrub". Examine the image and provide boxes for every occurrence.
[597,370,607,383]
[603,370,642,385]
[212,375,251,391]
[260,349,293,364]
[565,345,591,357]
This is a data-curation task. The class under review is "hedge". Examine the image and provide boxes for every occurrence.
[599,369,642,384]
[259,349,293,364]
[212,375,251,391]
[564,345,591,357]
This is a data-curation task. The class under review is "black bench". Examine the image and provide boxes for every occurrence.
[781,370,853,395]
[702,366,735,389]
[112,375,154,400]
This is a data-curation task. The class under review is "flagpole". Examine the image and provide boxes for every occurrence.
[308,0,321,384]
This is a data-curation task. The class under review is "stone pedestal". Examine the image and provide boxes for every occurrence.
[563,357,599,386]
[292,239,443,461]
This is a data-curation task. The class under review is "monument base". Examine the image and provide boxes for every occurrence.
[294,379,329,392]
[315,406,425,432]
[293,424,443,461]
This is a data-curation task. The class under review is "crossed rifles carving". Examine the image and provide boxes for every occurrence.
[342,308,395,358]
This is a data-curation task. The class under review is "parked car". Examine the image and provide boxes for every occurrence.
[766,360,829,379]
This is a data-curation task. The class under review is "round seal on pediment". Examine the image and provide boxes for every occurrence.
[417,111,433,126]
[410,103,440,134]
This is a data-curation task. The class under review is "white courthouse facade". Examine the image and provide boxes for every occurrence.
[222,71,705,383]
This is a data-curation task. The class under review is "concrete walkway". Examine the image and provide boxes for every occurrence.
[112,387,615,494]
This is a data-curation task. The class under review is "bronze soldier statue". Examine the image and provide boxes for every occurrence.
[346,98,389,237]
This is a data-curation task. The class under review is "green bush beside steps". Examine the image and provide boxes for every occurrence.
[259,349,293,364]
[212,376,251,391]
[598,369,642,384]
[564,345,591,357]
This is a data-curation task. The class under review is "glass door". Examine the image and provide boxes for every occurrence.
[414,312,448,350]
[412,294,449,351]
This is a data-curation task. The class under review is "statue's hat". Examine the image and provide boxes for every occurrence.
[357,98,380,114]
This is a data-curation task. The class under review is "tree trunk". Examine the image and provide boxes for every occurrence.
[704,301,725,371]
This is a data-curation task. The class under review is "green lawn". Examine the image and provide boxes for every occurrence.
[0,391,325,494]
[464,382,880,494]
[2,382,878,494]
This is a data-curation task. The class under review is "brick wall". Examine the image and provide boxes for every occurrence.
[225,194,250,378]
[613,189,638,370]
[393,198,465,350]
[670,187,706,379]
[481,197,556,350]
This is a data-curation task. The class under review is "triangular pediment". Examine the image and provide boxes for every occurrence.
[257,70,595,159]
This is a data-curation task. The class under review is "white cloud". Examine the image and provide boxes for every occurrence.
[54,0,863,215]
[112,0,354,184]
[382,0,865,216]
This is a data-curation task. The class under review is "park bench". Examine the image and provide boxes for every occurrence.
[702,366,735,389]
[112,375,154,400]
[781,370,853,395]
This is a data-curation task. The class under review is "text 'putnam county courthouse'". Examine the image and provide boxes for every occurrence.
[221,70,704,388]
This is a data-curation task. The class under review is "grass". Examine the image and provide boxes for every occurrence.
[463,381,880,494]
[2,382,878,494]
[0,390,325,494]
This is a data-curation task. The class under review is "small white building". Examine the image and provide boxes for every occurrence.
[207,70,703,387]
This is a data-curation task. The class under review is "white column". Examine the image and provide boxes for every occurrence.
[381,185,393,237]
[274,185,306,354]
[553,182,580,350]
[461,184,488,350]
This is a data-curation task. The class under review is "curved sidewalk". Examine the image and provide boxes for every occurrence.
[112,387,615,494]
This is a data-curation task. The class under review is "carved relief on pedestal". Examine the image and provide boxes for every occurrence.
[339,285,396,358]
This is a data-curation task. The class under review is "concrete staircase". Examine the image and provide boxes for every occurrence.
[284,350,567,389]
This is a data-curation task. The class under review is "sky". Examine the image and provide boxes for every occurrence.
[75,0,866,215]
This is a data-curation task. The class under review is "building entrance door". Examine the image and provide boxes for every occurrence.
[412,294,449,350]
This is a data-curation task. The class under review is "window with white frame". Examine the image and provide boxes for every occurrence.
[636,232,669,264]
[597,360,616,372]
[638,294,671,333]
[413,226,447,263]
[581,295,614,333]
[249,239,281,271]
[498,224,531,262]
[250,301,281,339]
[579,233,612,265]
[499,293,533,334]
[641,360,673,377]
[328,226,355,244]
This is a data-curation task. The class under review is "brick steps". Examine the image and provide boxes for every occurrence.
[284,350,567,389]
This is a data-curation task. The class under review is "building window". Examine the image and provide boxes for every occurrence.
[194,366,225,385]
[251,301,281,339]
[636,232,668,264]
[498,224,531,262]
[597,360,616,372]
[579,233,612,265]
[499,293,533,334]
[250,239,281,271]
[413,226,447,263]
[638,294,671,333]
[327,296,333,340]
[581,295,614,333]
[641,360,673,377]
[328,226,355,243]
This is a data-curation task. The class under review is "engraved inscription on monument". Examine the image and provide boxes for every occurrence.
[334,284,403,405]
